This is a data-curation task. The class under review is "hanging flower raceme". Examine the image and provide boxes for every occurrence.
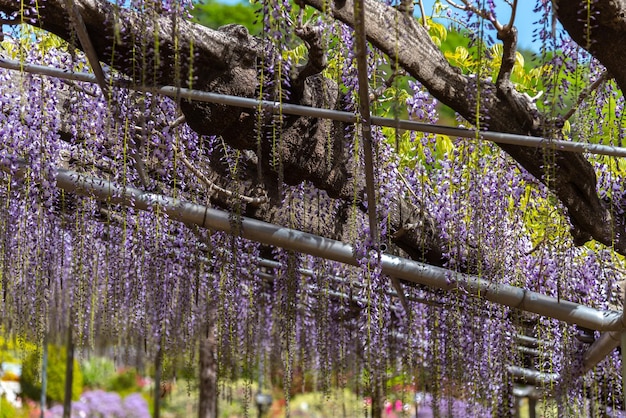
[0,0,626,415]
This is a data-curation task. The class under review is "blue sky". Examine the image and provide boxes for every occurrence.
[418,0,542,50]
[215,0,543,50]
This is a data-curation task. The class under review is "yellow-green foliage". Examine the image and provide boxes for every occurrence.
[191,0,262,35]
[1,26,64,57]
[0,334,36,364]
[442,42,544,98]
[106,367,142,398]
[20,345,83,404]
[282,43,308,66]
[81,356,116,389]
[0,396,16,418]
[426,18,448,47]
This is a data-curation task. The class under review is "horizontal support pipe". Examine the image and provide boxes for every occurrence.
[3,58,626,158]
[582,285,626,372]
[1,162,617,332]
[258,257,424,302]
[4,56,623,374]
[508,366,559,385]
[514,334,540,348]
[583,331,622,373]
[583,332,619,372]
[256,271,381,308]
[517,345,546,358]
[256,268,444,309]
[512,385,542,399]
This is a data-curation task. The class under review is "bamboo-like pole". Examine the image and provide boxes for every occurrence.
[62,323,74,418]
[2,58,626,158]
[582,289,626,372]
[507,366,559,385]
[583,331,621,372]
[154,347,163,418]
[40,339,48,418]
[0,161,615,333]
[353,0,378,242]
[3,159,625,369]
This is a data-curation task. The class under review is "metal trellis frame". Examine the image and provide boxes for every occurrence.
[1,159,623,375]
[1,54,626,395]
[3,57,626,158]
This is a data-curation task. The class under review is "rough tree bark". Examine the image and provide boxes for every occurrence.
[0,0,623,261]
[301,0,624,252]
[554,0,626,92]
[0,0,446,266]
[0,0,624,410]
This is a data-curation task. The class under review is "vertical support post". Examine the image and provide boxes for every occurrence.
[154,347,163,418]
[40,339,48,418]
[513,397,520,418]
[255,347,273,417]
[63,323,74,418]
[528,397,537,418]
[622,330,626,411]
[622,292,626,413]
[257,354,264,418]
[353,0,378,242]
[370,378,382,418]
[198,312,217,418]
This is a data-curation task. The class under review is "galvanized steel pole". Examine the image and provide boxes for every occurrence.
[4,159,626,368]
[4,58,626,158]
[30,166,623,332]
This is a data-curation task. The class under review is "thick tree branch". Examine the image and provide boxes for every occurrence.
[495,26,517,88]
[555,0,626,94]
[0,0,359,200]
[2,0,626,260]
[292,25,327,85]
[149,129,268,205]
[505,0,517,31]
[445,0,503,32]
[302,0,626,255]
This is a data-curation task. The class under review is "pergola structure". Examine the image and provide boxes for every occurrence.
[1,0,625,416]
[1,53,625,411]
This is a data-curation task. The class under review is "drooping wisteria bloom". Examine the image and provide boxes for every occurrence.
[0,0,624,415]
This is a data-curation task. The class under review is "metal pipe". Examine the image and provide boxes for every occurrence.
[257,273,398,311]
[256,271,409,315]
[3,58,626,158]
[6,164,612,331]
[514,334,540,348]
[2,159,622,333]
[582,288,626,372]
[259,248,620,370]
[256,269,443,308]
[512,385,541,399]
[582,331,621,372]
[140,241,443,307]
[257,256,336,280]
[353,0,379,244]
[516,345,547,358]
[507,366,559,385]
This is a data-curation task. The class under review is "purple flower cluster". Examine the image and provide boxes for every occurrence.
[1,0,626,416]
[413,392,491,418]
[48,390,149,418]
